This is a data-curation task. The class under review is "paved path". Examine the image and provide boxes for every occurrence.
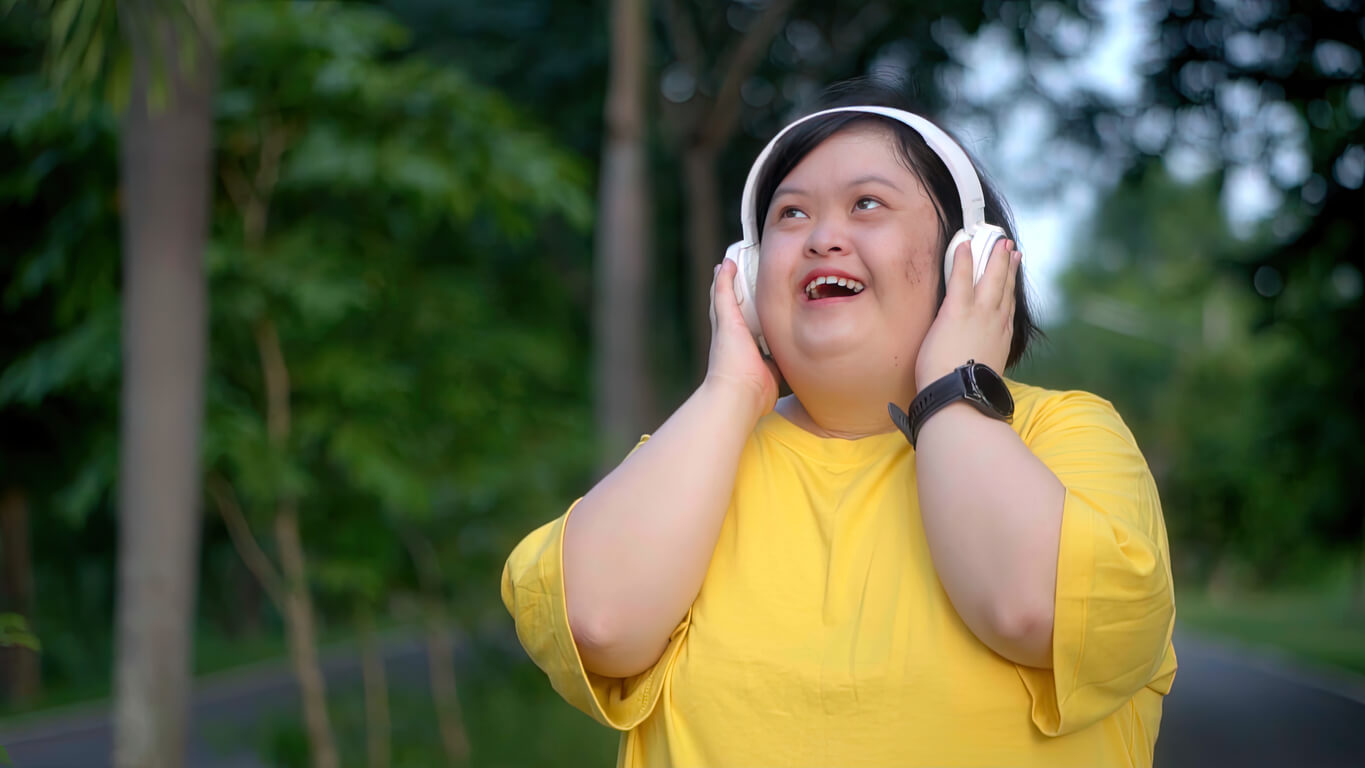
[1155,629,1365,768]
[3,626,1363,767]
[0,634,431,768]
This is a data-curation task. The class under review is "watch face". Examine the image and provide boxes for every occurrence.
[970,363,1015,417]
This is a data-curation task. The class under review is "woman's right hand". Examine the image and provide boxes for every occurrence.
[705,259,780,422]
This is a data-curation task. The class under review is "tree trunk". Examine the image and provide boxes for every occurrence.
[0,487,39,704]
[594,0,652,465]
[661,0,793,380]
[256,318,339,768]
[112,5,215,766]
[682,145,722,378]
[358,611,390,768]
[398,528,470,766]
[275,507,338,768]
[423,600,469,766]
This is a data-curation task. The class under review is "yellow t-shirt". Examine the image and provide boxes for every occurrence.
[501,381,1178,767]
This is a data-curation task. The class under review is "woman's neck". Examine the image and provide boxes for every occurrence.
[775,390,900,440]
[773,348,919,439]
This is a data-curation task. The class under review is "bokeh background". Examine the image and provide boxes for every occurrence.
[1,0,1363,766]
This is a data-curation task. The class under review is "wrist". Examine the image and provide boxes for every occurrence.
[699,374,771,428]
[914,362,958,396]
[895,360,1015,448]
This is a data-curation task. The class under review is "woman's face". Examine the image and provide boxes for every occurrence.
[756,124,942,383]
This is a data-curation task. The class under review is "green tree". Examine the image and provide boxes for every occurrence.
[11,0,219,763]
[1137,0,1365,598]
[201,3,593,764]
[0,3,123,711]
[1021,160,1355,591]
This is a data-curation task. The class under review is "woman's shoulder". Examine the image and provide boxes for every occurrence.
[1004,378,1137,446]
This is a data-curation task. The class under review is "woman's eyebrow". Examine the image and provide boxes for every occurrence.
[847,174,902,191]
[772,185,806,200]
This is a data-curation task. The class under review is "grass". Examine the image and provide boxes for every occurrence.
[1175,582,1365,677]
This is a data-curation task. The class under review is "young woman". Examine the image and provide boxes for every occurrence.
[502,82,1177,767]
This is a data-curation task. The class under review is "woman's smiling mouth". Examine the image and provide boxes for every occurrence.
[803,274,866,301]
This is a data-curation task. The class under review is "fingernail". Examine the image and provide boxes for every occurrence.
[714,264,721,276]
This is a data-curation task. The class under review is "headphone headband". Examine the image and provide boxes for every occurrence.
[737,106,987,245]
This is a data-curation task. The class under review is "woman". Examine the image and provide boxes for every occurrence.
[502,83,1177,767]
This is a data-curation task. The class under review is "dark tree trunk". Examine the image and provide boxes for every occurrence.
[111,5,215,767]
[594,0,653,465]
[0,486,39,704]
[682,145,722,377]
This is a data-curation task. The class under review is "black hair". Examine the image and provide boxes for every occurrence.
[753,78,1042,370]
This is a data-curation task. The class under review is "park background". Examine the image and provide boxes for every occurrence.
[1,0,1363,766]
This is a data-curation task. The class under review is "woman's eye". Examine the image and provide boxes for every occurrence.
[779,207,808,220]
[854,197,882,211]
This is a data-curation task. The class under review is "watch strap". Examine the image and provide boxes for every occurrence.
[904,364,972,448]
[889,359,1013,449]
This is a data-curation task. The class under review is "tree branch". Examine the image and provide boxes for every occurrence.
[254,316,291,444]
[206,473,285,611]
[247,121,289,246]
[663,0,703,84]
[219,160,253,220]
[398,524,444,596]
[702,0,795,148]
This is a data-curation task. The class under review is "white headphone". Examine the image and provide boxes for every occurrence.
[723,106,1015,356]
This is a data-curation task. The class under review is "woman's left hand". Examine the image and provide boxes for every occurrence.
[914,237,1020,392]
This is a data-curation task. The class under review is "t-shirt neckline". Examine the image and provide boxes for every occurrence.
[757,409,908,466]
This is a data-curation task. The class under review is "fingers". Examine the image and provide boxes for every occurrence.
[1001,248,1021,310]
[982,237,1013,306]
[711,259,741,330]
[946,240,974,301]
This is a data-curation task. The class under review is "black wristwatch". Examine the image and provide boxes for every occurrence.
[888,360,1014,449]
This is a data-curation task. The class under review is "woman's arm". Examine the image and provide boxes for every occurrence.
[912,240,1062,667]
[914,405,1064,667]
[565,260,776,679]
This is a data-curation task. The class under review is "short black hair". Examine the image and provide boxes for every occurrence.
[753,78,1041,370]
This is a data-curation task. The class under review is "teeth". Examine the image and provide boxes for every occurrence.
[804,276,865,298]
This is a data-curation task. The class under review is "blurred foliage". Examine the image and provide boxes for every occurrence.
[1020,0,1365,593]
[203,0,595,632]
[1177,572,1365,676]
[1017,164,1322,586]
[1,0,597,716]
[0,614,40,652]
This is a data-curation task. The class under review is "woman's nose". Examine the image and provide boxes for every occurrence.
[806,217,848,257]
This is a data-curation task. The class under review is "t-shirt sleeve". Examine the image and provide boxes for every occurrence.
[1015,390,1178,737]
[499,436,691,731]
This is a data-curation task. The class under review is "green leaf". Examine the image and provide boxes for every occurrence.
[0,302,119,406]
[0,613,42,652]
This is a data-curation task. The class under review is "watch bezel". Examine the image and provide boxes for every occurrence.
[962,361,1015,421]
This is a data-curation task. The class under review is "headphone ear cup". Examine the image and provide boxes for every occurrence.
[969,225,1007,286]
[724,242,769,355]
[944,226,1008,287]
